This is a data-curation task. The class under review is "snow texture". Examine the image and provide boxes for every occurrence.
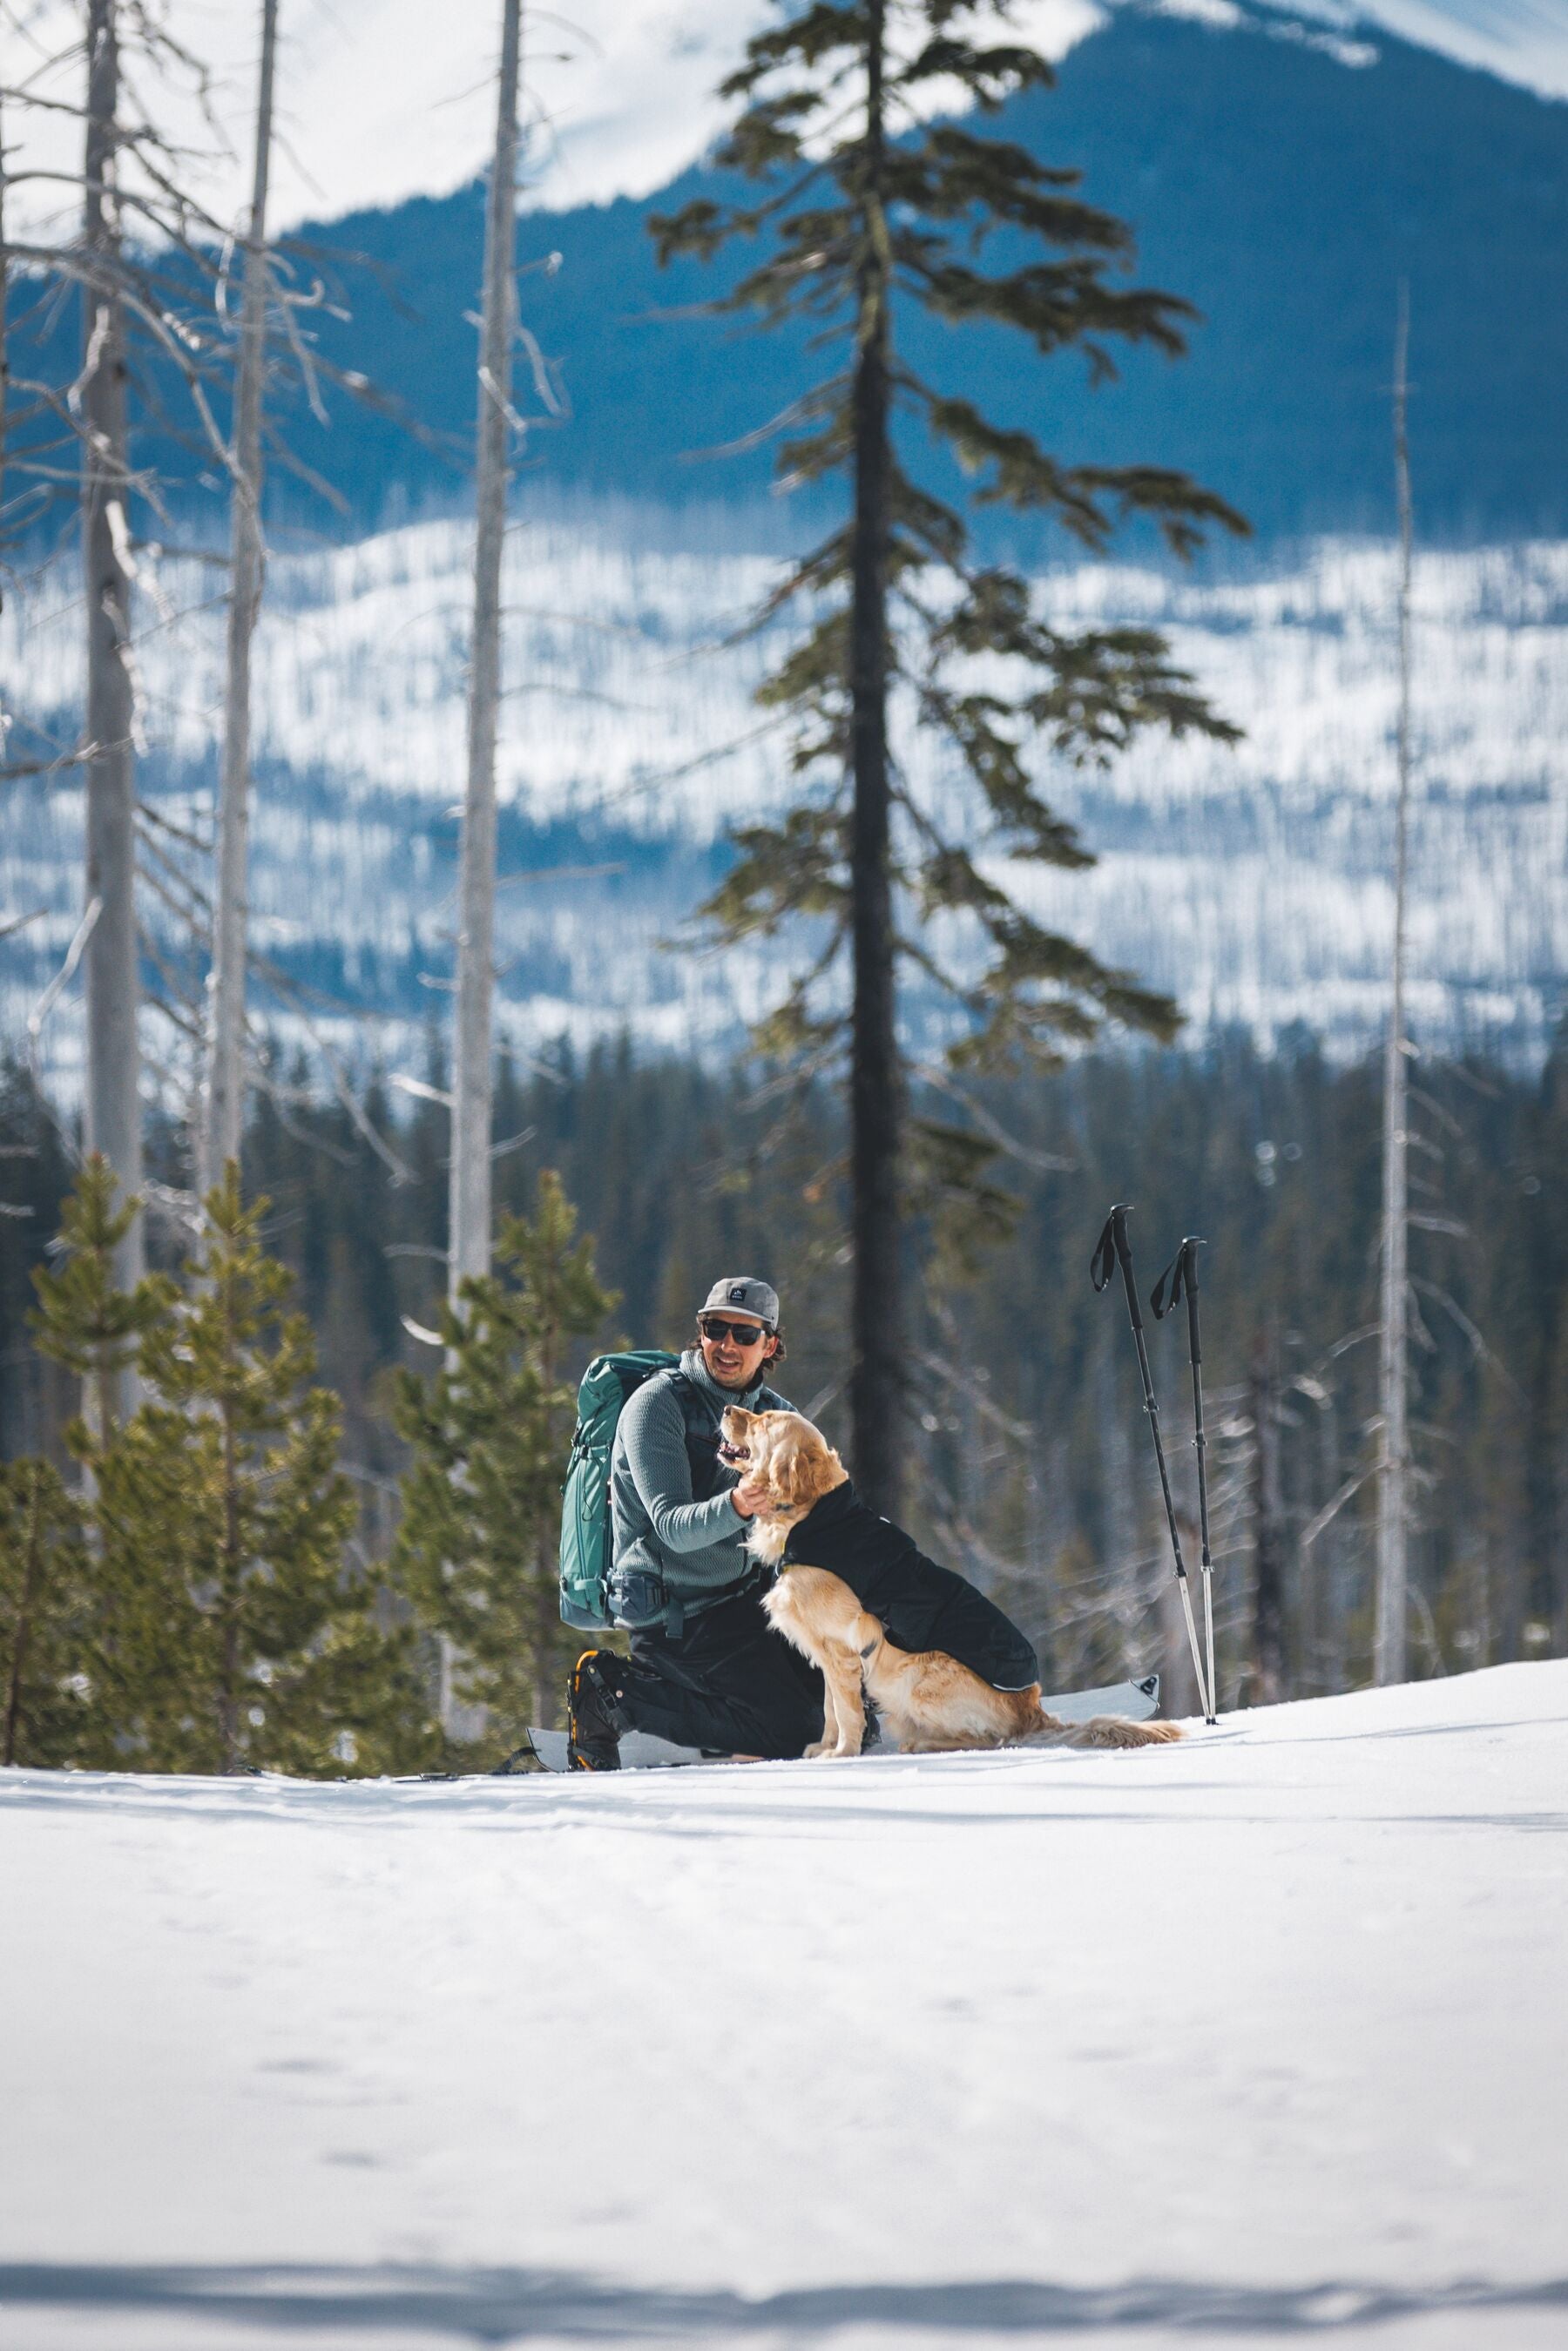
[4,518,1567,1089]
[2,1658,1565,2349]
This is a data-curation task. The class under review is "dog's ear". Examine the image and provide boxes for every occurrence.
[767,1427,839,1512]
[767,1437,809,1511]
[789,1441,840,1512]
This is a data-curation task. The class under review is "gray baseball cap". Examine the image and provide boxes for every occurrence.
[700,1275,780,1329]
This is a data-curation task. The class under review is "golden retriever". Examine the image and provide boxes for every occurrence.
[720,1405,1183,1759]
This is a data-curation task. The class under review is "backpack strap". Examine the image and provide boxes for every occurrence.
[663,1369,731,1505]
[642,1374,787,1625]
[666,1371,793,1485]
[668,1374,789,1604]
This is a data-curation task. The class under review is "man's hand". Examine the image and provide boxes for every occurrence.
[730,1476,770,1520]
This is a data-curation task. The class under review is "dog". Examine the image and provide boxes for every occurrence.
[719,1405,1184,1759]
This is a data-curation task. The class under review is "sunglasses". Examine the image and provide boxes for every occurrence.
[699,1315,773,1348]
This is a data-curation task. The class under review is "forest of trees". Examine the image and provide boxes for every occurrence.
[3,1026,1563,1769]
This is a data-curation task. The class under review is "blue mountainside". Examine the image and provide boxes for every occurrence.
[272,6,1568,546]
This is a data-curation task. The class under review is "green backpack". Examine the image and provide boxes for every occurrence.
[558,1350,679,1631]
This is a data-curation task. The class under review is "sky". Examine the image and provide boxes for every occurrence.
[6,0,1568,243]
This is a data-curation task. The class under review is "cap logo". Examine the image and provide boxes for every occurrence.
[728,1285,748,1306]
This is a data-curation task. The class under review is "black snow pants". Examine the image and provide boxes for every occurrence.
[604,1577,824,1760]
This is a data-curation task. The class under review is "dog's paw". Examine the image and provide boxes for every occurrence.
[1087,1714,1184,1747]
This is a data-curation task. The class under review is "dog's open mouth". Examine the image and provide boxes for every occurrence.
[717,1439,751,1465]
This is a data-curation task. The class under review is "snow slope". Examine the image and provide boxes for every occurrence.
[2,1659,1565,2349]
[4,519,1566,1086]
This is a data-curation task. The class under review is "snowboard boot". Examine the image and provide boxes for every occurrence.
[568,1649,625,1772]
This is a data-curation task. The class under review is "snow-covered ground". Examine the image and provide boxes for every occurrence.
[3,1659,1565,2349]
[4,517,1567,1094]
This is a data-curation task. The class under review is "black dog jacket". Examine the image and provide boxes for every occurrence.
[781,1481,1039,1692]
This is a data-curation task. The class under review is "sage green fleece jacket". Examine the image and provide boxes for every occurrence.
[609,1348,790,1626]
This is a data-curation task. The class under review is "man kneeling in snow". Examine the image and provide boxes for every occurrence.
[566,1278,822,1768]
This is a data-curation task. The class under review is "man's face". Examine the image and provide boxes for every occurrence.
[698,1313,774,1390]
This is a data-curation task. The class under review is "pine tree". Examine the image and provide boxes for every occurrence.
[78,1166,435,1775]
[28,1159,189,1760]
[30,1156,177,1449]
[651,0,1245,1510]
[392,1170,617,1740]
[0,1460,94,1767]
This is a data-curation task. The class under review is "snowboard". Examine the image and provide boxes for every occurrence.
[510,1674,1163,1774]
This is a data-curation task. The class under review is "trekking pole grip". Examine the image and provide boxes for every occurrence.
[1092,1205,1144,1326]
[1111,1206,1146,1335]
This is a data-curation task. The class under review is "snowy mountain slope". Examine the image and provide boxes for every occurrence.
[2,1659,1565,2350]
[3,513,1565,1090]
[1255,0,1568,96]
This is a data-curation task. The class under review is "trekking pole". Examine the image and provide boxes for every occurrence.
[1091,1205,1213,1722]
[1152,1238,1219,1726]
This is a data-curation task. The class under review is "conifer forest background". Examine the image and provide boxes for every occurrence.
[3,1027,1564,1767]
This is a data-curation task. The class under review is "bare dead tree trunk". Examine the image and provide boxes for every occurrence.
[82,0,143,1342]
[1,96,10,604]
[2,1467,47,1767]
[219,1387,243,1771]
[1315,1391,1346,1693]
[848,0,901,1516]
[449,0,520,1305]
[1554,1332,1568,1659]
[1375,291,1414,1686]
[1251,1333,1285,1705]
[203,0,278,1196]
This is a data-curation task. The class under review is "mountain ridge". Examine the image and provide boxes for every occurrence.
[260,6,1568,548]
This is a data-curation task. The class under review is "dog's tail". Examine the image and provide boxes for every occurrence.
[1025,1710,1184,1749]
